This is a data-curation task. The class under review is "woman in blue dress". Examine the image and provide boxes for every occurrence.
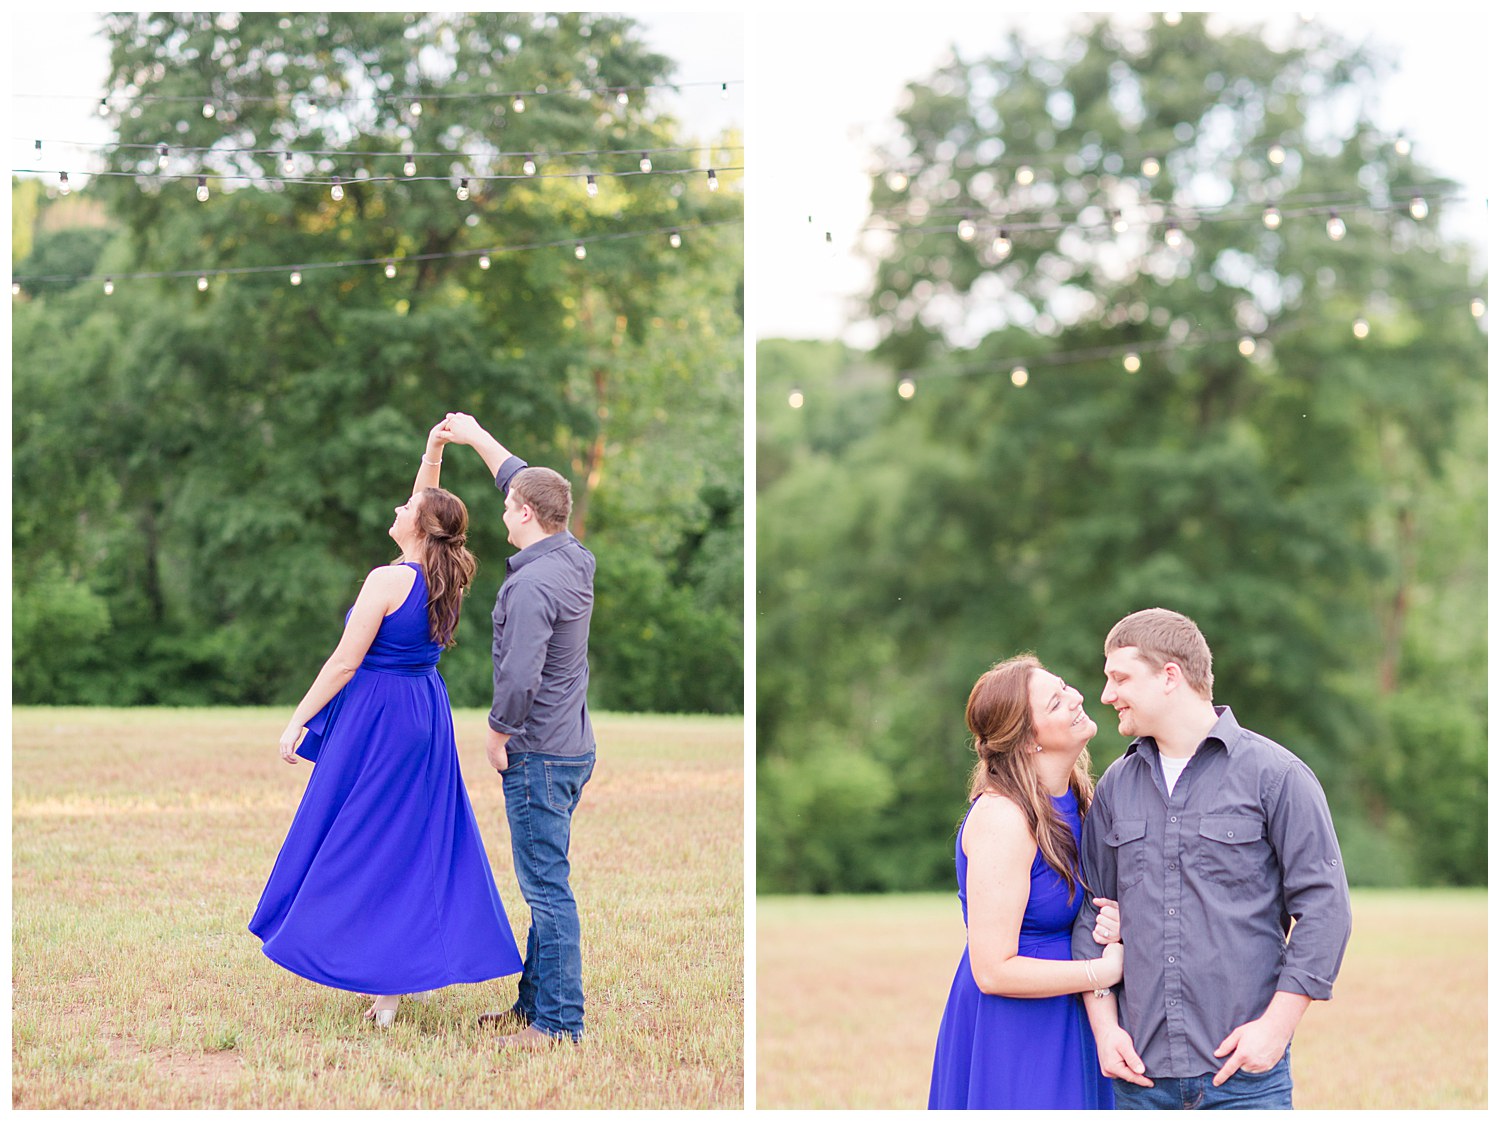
[928,653,1119,1109]
[250,421,522,1026]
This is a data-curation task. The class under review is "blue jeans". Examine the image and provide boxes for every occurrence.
[1113,1052,1293,1110]
[501,750,594,1041]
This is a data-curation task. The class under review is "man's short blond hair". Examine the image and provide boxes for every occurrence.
[1105,607,1214,698]
[509,467,573,534]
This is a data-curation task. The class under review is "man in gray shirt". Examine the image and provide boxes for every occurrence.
[442,412,597,1051]
[1072,608,1352,1109]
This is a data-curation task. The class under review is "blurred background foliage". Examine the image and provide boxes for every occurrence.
[756,15,1484,891]
[13,12,743,715]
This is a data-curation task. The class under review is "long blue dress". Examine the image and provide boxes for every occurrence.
[928,789,1114,1109]
[249,562,523,994]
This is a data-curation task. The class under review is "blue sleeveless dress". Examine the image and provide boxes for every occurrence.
[928,789,1113,1109]
[249,562,523,994]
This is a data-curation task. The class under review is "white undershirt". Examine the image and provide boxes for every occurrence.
[1159,751,1193,796]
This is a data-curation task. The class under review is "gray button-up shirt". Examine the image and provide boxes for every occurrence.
[488,456,596,758]
[1071,706,1351,1078]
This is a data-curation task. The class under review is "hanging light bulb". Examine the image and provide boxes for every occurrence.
[34,139,42,156]
[1470,298,1485,318]
[1123,352,1141,373]
[721,82,729,100]
[1326,210,1346,240]
[639,153,652,173]
[1142,155,1161,178]
[788,389,804,409]
[1238,336,1257,357]
[523,154,537,176]
[616,89,629,106]
[457,177,470,201]
[196,176,210,202]
[103,278,114,295]
[1394,133,1411,157]
[384,260,397,278]
[157,143,169,168]
[1164,219,1184,248]
[1352,318,1369,339]
[1010,366,1029,387]
[404,157,417,177]
[1110,209,1129,234]
[957,217,977,242]
[282,151,295,176]
[1262,205,1282,229]
[1015,164,1035,186]
[668,229,682,249]
[992,230,1012,258]
[825,230,835,256]
[289,270,302,286]
[330,176,344,201]
[410,100,423,117]
[58,172,70,196]
[512,95,526,113]
[574,242,587,260]
[478,254,491,270]
[1409,196,1428,220]
[98,97,109,116]
[707,168,719,190]
[197,274,209,292]
[1268,143,1285,166]
[585,173,598,197]
[12,282,21,297]
[202,101,216,119]
[897,378,916,400]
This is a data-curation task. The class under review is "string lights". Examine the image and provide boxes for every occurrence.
[776,293,1483,409]
[10,218,741,296]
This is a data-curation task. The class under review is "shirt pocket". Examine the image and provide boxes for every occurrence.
[1105,818,1148,892]
[1196,814,1267,889]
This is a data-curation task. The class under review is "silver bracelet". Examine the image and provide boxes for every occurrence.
[422,454,443,467]
[1084,959,1110,999]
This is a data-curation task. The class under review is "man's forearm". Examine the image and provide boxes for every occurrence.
[469,430,513,478]
[1084,988,1122,1041]
[1261,990,1312,1037]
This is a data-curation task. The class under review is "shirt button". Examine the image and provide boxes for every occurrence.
[1167,956,1175,963]
[1170,816,1178,823]
[1168,863,1177,870]
[1168,908,1176,915]
[1227,831,1235,838]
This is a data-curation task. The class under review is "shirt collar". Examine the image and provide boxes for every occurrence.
[506,530,575,573]
[1123,705,1244,759]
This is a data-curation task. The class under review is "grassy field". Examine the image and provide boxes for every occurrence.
[757,889,1486,1110]
[13,707,744,1109]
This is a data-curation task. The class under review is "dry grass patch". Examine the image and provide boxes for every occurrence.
[756,888,1484,1110]
[14,707,744,1109]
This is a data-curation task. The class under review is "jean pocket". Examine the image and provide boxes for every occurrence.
[542,758,593,812]
[1195,814,1266,888]
[1105,818,1148,891]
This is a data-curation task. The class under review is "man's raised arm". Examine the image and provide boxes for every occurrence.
[443,412,517,480]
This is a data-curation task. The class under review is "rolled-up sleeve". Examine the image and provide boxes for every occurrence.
[1072,779,1116,962]
[489,582,556,735]
[1269,760,1353,999]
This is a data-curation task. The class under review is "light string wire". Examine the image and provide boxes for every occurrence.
[11,216,743,288]
[15,78,743,107]
[13,163,744,189]
[786,291,1485,401]
[19,138,740,162]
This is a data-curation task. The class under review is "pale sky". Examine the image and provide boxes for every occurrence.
[751,11,1491,345]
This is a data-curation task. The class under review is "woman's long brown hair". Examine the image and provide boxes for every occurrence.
[964,654,1097,903]
[409,487,477,649]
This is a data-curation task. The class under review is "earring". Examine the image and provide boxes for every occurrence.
[1034,745,1043,753]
